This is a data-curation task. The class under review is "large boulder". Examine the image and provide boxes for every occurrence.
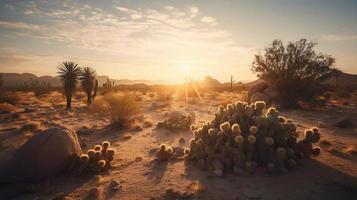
[0,127,81,182]
[248,81,269,99]
[250,92,271,105]
[262,85,279,103]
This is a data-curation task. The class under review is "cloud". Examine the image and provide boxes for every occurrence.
[130,13,143,20]
[323,34,357,41]
[189,6,199,17]
[0,21,41,30]
[201,16,216,24]
[164,6,175,11]
[0,1,257,82]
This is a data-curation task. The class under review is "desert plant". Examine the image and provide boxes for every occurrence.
[103,93,140,129]
[252,39,339,108]
[57,61,82,110]
[186,101,322,176]
[80,67,97,104]
[0,73,3,89]
[0,91,23,104]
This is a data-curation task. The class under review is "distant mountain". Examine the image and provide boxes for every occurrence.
[200,76,221,87]
[0,73,162,88]
[324,72,357,88]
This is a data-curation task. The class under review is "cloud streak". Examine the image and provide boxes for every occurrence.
[323,34,357,41]
[0,1,256,82]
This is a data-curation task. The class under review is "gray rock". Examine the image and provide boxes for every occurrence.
[248,81,269,99]
[0,127,82,182]
[250,92,271,105]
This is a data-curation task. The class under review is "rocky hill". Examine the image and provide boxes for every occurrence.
[0,73,161,88]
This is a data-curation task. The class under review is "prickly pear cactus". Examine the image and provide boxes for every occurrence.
[185,101,321,176]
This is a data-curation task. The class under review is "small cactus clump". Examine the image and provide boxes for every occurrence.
[69,141,116,176]
[156,111,194,132]
[156,144,174,161]
[185,101,322,176]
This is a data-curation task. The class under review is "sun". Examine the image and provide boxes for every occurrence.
[181,65,191,73]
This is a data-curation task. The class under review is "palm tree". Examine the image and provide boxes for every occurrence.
[57,61,81,110]
[80,67,97,104]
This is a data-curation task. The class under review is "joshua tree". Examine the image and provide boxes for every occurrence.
[80,67,97,104]
[58,61,81,110]
[252,39,339,108]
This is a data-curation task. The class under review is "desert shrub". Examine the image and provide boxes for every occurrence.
[252,39,339,108]
[0,103,16,113]
[157,90,174,101]
[89,96,108,114]
[104,93,140,128]
[96,92,140,129]
[0,91,23,104]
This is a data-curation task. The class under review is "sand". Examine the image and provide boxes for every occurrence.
[0,91,356,200]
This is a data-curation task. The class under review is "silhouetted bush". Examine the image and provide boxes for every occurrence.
[252,39,339,108]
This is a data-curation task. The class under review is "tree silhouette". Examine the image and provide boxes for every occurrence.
[0,73,3,89]
[80,67,97,104]
[57,61,81,110]
[252,39,339,108]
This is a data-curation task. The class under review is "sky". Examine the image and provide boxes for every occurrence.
[0,0,356,84]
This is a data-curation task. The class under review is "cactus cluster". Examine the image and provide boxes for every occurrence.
[157,111,193,132]
[67,141,116,176]
[185,101,321,176]
[155,144,187,161]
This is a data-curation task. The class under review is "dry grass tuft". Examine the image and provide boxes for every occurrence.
[0,91,23,104]
[0,103,16,113]
[156,90,173,101]
[89,96,108,113]
[91,92,140,129]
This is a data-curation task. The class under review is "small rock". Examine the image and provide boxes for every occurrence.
[123,135,132,140]
[109,180,121,191]
[135,156,143,162]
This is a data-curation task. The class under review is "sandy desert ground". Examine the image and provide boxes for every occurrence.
[0,90,356,200]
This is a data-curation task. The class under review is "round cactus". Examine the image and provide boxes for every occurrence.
[102,141,111,149]
[80,154,89,164]
[235,135,244,144]
[94,145,102,152]
[249,126,258,135]
[247,135,256,144]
